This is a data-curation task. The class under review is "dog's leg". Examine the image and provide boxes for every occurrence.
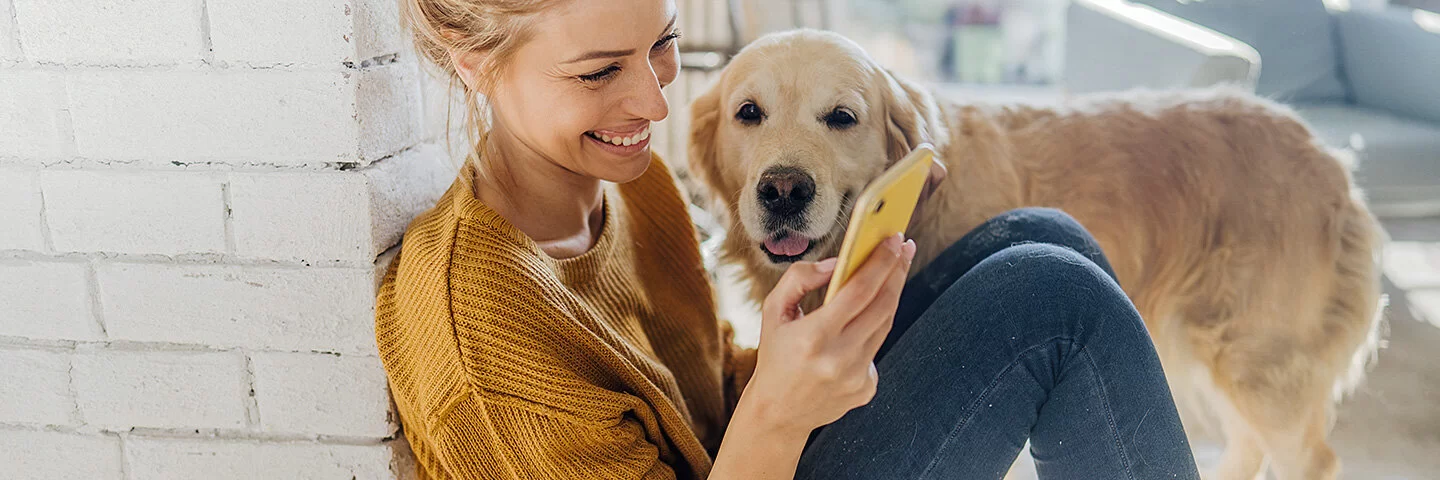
[1210,399,1267,480]
[1256,403,1339,480]
[1212,358,1339,480]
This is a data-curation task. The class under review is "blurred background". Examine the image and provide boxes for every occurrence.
[0,0,1436,478]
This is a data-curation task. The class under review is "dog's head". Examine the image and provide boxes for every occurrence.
[688,30,945,269]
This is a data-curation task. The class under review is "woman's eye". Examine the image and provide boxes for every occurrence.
[577,65,620,84]
[736,101,764,125]
[823,108,856,129]
[652,31,681,52]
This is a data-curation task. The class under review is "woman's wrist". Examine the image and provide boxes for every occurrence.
[712,391,815,480]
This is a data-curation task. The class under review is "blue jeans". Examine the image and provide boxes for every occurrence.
[795,208,1200,479]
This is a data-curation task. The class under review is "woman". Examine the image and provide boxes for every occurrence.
[376,0,1203,478]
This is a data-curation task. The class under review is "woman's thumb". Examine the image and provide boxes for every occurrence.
[762,258,838,326]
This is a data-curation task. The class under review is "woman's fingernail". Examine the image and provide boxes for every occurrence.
[886,233,904,253]
[902,239,916,260]
[816,258,837,272]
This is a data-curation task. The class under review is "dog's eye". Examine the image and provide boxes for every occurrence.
[736,101,764,125]
[823,108,857,130]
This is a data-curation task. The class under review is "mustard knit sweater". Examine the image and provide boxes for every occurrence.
[375,154,756,480]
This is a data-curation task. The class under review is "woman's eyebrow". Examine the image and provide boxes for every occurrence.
[560,13,678,65]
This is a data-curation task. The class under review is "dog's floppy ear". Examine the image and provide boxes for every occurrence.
[687,77,732,202]
[879,68,945,164]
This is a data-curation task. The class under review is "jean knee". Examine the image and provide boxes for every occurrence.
[962,208,1115,282]
[955,242,1137,338]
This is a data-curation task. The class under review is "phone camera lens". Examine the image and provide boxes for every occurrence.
[875,200,885,212]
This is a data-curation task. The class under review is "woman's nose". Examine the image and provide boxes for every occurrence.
[625,63,670,122]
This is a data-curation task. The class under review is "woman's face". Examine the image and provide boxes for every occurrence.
[487,0,680,183]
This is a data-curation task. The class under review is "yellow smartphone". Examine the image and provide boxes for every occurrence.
[823,144,936,304]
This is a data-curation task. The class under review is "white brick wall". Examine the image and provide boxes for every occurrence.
[97,263,378,353]
[11,0,204,65]
[251,352,395,438]
[42,170,228,255]
[127,437,400,480]
[0,259,99,341]
[67,70,358,165]
[0,348,75,426]
[0,169,45,251]
[0,430,124,480]
[0,70,69,158]
[72,349,251,430]
[0,0,447,476]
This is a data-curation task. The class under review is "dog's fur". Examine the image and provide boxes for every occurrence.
[686,30,1386,480]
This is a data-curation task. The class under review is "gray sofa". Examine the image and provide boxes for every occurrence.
[1066,0,1440,217]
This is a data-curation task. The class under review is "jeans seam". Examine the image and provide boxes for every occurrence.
[1080,346,1137,480]
[916,336,1075,479]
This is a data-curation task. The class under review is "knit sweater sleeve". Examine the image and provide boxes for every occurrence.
[424,393,677,480]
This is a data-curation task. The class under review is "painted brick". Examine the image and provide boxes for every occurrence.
[251,352,395,437]
[72,349,248,430]
[0,348,74,426]
[125,437,397,480]
[355,0,405,60]
[229,171,372,264]
[359,59,422,162]
[0,71,68,158]
[41,170,225,255]
[0,169,46,251]
[0,0,19,62]
[97,263,378,354]
[0,430,123,480]
[366,143,456,253]
[208,0,352,65]
[11,0,202,65]
[0,260,99,341]
[67,70,356,165]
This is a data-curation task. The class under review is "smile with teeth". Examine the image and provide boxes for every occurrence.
[586,124,651,147]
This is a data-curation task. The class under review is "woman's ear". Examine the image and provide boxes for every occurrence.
[687,77,731,205]
[448,47,490,92]
[879,68,945,164]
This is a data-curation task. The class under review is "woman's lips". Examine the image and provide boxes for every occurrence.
[585,123,651,147]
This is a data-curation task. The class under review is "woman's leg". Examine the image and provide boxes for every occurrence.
[880,207,1117,361]
[795,210,1199,480]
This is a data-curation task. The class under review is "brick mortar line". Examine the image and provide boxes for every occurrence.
[0,250,382,270]
[222,180,237,254]
[0,140,441,173]
[0,55,410,72]
[117,431,135,480]
[198,0,214,65]
[5,0,20,58]
[0,423,396,446]
[35,168,55,253]
[84,259,109,339]
[0,335,380,357]
[242,352,261,428]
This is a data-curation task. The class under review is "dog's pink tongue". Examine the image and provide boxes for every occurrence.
[764,236,809,256]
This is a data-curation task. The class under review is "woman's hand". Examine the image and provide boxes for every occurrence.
[747,232,916,434]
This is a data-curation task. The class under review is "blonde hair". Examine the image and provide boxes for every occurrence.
[399,0,567,170]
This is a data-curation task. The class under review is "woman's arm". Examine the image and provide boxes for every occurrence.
[427,394,677,480]
[709,394,814,479]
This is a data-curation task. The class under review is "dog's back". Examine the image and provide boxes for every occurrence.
[940,87,1387,479]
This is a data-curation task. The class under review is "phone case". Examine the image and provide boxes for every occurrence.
[823,144,936,303]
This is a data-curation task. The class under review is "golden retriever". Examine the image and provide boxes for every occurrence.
[685,29,1386,480]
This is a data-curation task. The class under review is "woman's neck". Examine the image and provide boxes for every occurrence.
[472,131,605,259]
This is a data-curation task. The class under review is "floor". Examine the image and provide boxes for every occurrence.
[710,190,1440,480]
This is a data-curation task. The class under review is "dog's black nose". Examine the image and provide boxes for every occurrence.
[757,166,815,217]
